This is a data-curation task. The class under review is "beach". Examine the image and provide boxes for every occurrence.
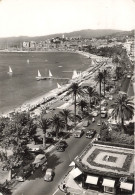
[1,51,109,118]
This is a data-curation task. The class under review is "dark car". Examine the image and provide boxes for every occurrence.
[56,141,68,152]
[16,164,34,182]
[56,146,65,152]
[86,129,96,139]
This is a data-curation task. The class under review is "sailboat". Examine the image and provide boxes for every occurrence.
[49,70,53,78]
[57,83,61,89]
[27,59,29,64]
[36,70,42,81]
[72,70,78,79]
[7,66,13,75]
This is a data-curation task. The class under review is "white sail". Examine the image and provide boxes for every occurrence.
[8,66,13,74]
[72,70,78,79]
[27,59,29,64]
[49,70,53,77]
[91,59,95,65]
[38,70,41,77]
[57,83,61,89]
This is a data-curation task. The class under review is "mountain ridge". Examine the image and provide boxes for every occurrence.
[0,29,133,48]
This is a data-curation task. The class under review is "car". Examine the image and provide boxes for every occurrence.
[44,168,54,182]
[91,110,99,117]
[127,75,131,78]
[97,120,101,126]
[16,164,34,182]
[86,129,96,139]
[108,95,113,100]
[32,154,47,168]
[56,146,65,152]
[101,110,107,118]
[56,141,68,149]
[74,129,84,138]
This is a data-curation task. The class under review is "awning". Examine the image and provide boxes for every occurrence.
[120,182,133,191]
[102,179,115,188]
[70,168,82,178]
[86,176,99,185]
[69,161,75,167]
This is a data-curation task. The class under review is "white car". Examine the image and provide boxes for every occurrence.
[109,95,113,100]
[127,75,131,78]
[91,110,99,117]
[32,154,47,168]
[74,130,84,138]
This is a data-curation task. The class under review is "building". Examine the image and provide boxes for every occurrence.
[22,41,30,49]
[65,142,134,195]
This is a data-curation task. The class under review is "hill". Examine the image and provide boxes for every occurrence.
[0,29,133,49]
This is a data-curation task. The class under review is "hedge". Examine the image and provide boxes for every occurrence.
[93,141,134,149]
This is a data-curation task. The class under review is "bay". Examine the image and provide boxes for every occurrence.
[0,52,90,114]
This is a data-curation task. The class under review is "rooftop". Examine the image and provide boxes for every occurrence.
[75,143,134,180]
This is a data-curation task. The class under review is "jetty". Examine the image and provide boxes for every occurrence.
[36,76,70,81]
[36,69,70,81]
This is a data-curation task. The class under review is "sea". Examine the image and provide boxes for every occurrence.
[0,51,91,114]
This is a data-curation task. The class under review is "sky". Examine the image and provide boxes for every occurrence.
[0,0,135,37]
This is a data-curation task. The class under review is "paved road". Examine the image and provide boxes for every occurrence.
[12,119,100,195]
[12,75,131,195]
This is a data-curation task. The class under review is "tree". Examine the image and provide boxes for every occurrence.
[59,109,73,131]
[100,122,109,141]
[38,116,50,148]
[50,114,65,138]
[111,94,134,133]
[102,69,110,97]
[84,86,99,110]
[95,70,104,125]
[69,83,84,125]
[77,99,88,113]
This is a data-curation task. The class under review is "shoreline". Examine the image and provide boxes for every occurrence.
[1,51,107,118]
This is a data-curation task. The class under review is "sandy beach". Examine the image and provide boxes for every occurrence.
[1,51,109,118]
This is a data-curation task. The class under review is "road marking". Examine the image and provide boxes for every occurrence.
[52,188,59,195]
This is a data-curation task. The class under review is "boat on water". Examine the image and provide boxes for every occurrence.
[27,59,30,64]
[36,70,42,81]
[49,70,53,78]
[7,66,13,75]
[72,70,78,79]
[57,83,61,89]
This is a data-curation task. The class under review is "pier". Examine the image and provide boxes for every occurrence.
[36,76,70,81]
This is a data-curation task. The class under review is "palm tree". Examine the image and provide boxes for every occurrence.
[102,69,110,97]
[38,116,50,148]
[111,94,134,133]
[95,70,104,125]
[84,86,99,111]
[77,99,88,117]
[69,83,84,125]
[50,114,65,138]
[59,109,73,131]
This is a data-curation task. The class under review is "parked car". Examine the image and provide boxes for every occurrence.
[74,129,84,138]
[91,110,99,117]
[108,95,113,100]
[56,141,68,149]
[44,168,54,182]
[86,129,96,139]
[32,154,47,168]
[16,164,33,182]
[101,110,107,118]
[127,75,131,78]
[97,120,101,126]
[56,146,65,152]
